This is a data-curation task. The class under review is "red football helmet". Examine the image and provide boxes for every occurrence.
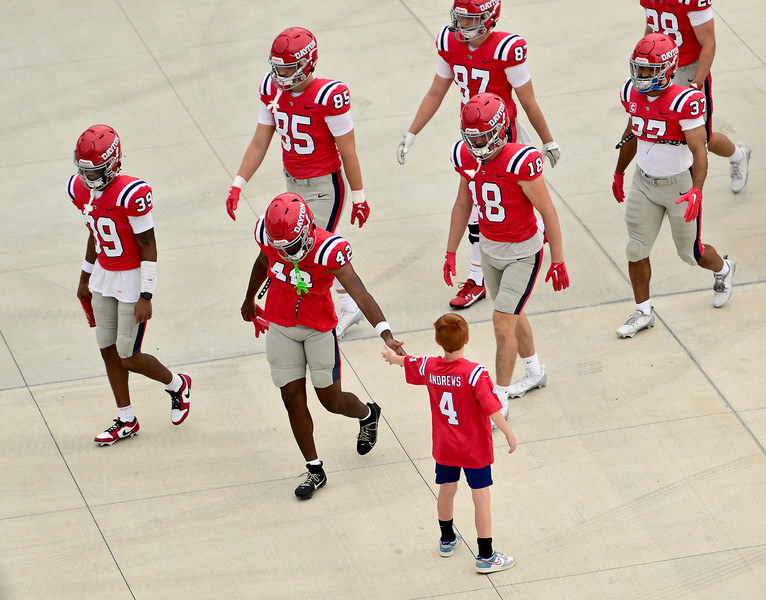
[268,27,318,91]
[460,93,509,161]
[450,0,501,42]
[264,193,316,261]
[73,124,122,190]
[630,33,678,93]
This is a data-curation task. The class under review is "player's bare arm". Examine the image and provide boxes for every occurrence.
[691,19,716,86]
[409,74,453,136]
[684,125,709,191]
[238,123,276,182]
[134,228,158,324]
[241,250,270,322]
[519,177,565,265]
[77,234,97,301]
[446,177,473,253]
[334,130,364,191]
[615,118,638,174]
[330,263,405,355]
[514,80,553,144]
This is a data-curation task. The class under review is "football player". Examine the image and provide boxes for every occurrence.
[641,0,750,192]
[444,93,569,410]
[398,0,560,309]
[70,124,192,445]
[612,34,735,339]
[226,27,371,338]
[240,193,404,499]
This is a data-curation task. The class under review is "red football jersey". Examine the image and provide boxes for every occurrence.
[641,0,713,66]
[436,27,528,121]
[68,175,153,271]
[451,141,542,243]
[620,78,706,142]
[255,219,352,332]
[260,75,351,179]
[404,356,501,469]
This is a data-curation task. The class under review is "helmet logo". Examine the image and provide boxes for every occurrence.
[477,0,499,10]
[487,103,505,128]
[659,47,678,61]
[100,136,120,161]
[292,201,307,233]
[294,39,316,60]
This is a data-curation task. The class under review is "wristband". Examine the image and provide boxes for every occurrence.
[140,260,157,294]
[232,175,247,189]
[374,321,391,337]
[351,189,366,203]
[82,259,95,274]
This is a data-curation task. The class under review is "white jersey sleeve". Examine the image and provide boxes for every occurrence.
[505,63,531,88]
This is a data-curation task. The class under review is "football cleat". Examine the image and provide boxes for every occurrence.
[449,280,486,309]
[94,418,139,446]
[357,402,381,455]
[616,310,655,338]
[713,255,736,308]
[168,374,192,425]
[337,306,363,339]
[730,145,750,194]
[295,462,327,499]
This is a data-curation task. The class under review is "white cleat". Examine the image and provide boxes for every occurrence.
[336,307,363,339]
[616,311,655,338]
[508,365,547,398]
[729,144,750,194]
[713,255,736,308]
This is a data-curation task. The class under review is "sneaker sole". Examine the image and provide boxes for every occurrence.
[617,321,655,338]
[713,260,736,308]
[476,559,516,574]
[95,431,138,446]
[439,537,461,558]
[509,375,547,398]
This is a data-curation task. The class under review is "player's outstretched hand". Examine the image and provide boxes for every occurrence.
[543,141,560,168]
[397,132,416,165]
[612,172,625,203]
[443,251,457,286]
[226,186,241,221]
[545,262,569,292]
[676,187,702,222]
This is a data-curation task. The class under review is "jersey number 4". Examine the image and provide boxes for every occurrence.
[439,391,460,425]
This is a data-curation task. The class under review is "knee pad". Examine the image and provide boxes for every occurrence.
[468,222,480,245]
[626,238,650,262]
[116,335,135,359]
[677,248,699,266]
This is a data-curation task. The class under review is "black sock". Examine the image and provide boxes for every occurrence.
[438,519,456,542]
[477,537,493,559]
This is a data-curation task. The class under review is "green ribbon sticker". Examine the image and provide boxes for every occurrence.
[292,261,309,296]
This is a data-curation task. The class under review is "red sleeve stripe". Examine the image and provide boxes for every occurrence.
[116,180,149,208]
[315,80,343,105]
[495,34,521,61]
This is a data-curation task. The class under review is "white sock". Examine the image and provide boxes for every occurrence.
[166,373,182,392]
[307,459,322,467]
[468,244,484,285]
[118,405,135,423]
[521,354,541,376]
[496,385,510,406]
[715,261,730,278]
[729,146,744,163]
[360,406,372,421]
[636,300,652,316]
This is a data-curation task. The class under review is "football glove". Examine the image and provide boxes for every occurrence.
[397,132,416,165]
[676,188,702,222]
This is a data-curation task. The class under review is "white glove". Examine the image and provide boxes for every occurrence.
[543,141,560,168]
[397,132,416,165]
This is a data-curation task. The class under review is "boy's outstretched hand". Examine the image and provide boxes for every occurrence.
[381,344,405,367]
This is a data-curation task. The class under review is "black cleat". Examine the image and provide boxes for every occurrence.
[295,463,327,500]
[356,402,381,455]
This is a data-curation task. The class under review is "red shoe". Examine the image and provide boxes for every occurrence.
[94,418,140,446]
[449,281,486,308]
[168,373,192,425]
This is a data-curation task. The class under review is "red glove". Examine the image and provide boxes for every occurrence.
[676,187,702,222]
[247,305,269,338]
[443,251,457,287]
[545,262,569,292]
[350,200,370,227]
[226,186,241,221]
[79,296,96,327]
[612,172,625,203]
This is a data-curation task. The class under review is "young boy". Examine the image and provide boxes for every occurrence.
[381,313,517,573]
